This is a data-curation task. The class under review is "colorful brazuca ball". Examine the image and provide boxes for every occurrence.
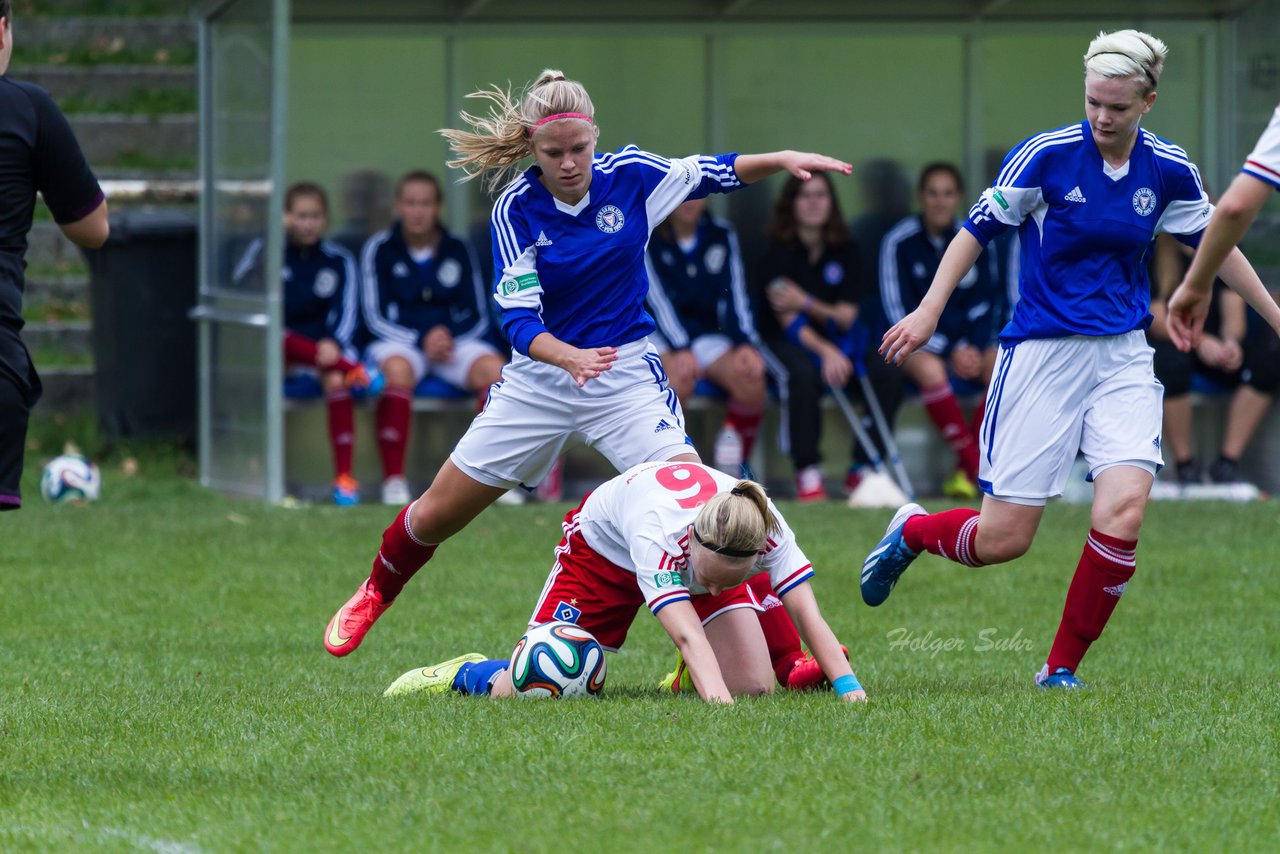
[40,454,102,504]
[509,621,606,699]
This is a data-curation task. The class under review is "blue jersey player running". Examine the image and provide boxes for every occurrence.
[324,68,852,658]
[861,30,1280,689]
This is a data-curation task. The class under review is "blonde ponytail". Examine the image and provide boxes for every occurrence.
[439,69,596,193]
[693,479,781,558]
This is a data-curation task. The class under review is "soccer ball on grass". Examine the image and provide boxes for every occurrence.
[509,621,606,699]
[40,454,101,504]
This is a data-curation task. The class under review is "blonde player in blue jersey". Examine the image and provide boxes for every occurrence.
[861,30,1280,689]
[324,69,852,657]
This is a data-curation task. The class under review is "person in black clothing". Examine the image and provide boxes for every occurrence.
[755,173,902,501]
[1147,232,1280,485]
[0,1,109,510]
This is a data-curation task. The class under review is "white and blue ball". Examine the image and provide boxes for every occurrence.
[509,621,606,699]
[40,454,102,504]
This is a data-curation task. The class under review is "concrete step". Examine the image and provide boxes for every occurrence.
[97,168,198,182]
[68,114,196,166]
[26,222,85,275]
[35,366,95,414]
[22,65,195,106]
[24,320,93,362]
[26,275,89,305]
[17,16,196,54]
[24,275,90,321]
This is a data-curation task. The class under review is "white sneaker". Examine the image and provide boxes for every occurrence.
[846,471,910,509]
[795,465,827,502]
[495,489,528,506]
[712,425,744,474]
[380,475,412,506]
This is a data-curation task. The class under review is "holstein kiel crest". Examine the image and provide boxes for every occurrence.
[596,204,625,233]
[1131,187,1157,216]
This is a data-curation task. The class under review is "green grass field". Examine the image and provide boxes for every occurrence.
[3,453,1278,852]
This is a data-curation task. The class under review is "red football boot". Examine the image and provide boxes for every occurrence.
[324,579,392,656]
[784,645,850,691]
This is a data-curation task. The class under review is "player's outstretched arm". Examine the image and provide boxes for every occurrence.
[1168,173,1276,351]
[781,582,866,703]
[655,601,733,704]
[58,198,109,249]
[881,229,984,366]
[528,332,618,387]
[1212,248,1280,338]
[733,151,852,185]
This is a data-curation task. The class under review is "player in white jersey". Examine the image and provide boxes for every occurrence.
[1169,102,1280,349]
[861,30,1280,690]
[383,462,865,704]
[324,68,852,659]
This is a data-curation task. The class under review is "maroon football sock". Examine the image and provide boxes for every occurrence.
[1046,529,1137,673]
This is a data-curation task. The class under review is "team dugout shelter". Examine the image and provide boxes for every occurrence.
[197,0,1280,502]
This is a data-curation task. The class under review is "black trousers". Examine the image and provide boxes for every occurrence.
[765,336,905,472]
[0,325,41,510]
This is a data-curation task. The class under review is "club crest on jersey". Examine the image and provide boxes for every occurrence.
[392,261,411,278]
[554,601,582,623]
[313,268,339,298]
[437,258,462,288]
[596,205,625,234]
[1132,187,1157,216]
[704,245,727,275]
[823,261,845,286]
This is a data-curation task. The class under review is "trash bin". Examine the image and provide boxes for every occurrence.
[83,210,197,445]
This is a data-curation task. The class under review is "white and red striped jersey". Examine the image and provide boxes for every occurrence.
[575,461,814,616]
[1242,104,1280,190]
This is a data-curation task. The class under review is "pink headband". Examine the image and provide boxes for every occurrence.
[528,112,593,136]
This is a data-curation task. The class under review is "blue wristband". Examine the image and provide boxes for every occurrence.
[785,315,809,344]
[832,674,862,696]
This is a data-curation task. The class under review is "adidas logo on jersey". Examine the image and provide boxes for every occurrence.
[535,231,554,247]
[654,419,676,433]
[1064,186,1087,204]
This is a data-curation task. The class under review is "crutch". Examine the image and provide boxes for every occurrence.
[844,325,916,500]
[827,384,896,483]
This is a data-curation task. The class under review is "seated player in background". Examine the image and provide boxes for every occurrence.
[1148,232,1279,485]
[384,461,865,705]
[359,170,506,505]
[879,163,1001,497]
[280,182,372,505]
[645,197,769,477]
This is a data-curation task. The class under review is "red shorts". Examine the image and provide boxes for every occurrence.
[529,504,760,650]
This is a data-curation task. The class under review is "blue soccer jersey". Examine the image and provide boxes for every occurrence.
[964,121,1213,343]
[282,239,361,347]
[490,146,742,355]
[645,213,760,349]
[879,214,1002,353]
[360,223,489,349]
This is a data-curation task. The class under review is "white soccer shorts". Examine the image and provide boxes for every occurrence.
[451,338,696,490]
[365,337,501,389]
[978,330,1163,505]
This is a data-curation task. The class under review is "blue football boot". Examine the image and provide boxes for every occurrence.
[1036,665,1087,690]
[860,502,927,607]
